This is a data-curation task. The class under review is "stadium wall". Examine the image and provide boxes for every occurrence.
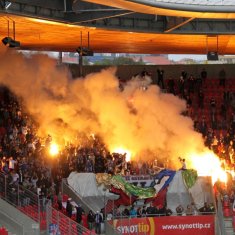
[69,64,235,81]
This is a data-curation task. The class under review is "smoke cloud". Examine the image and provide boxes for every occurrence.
[0,46,206,169]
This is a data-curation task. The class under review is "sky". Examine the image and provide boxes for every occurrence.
[168,54,207,61]
[22,51,208,62]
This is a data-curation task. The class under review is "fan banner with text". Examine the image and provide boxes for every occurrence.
[112,215,215,235]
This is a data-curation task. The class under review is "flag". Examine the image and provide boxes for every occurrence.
[150,169,176,192]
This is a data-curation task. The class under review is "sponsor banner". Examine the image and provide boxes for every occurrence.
[113,217,156,235]
[112,215,215,235]
[156,215,215,235]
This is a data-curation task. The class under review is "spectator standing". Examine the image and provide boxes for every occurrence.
[210,98,217,129]
[157,68,165,89]
[188,74,195,94]
[176,205,184,216]
[181,70,187,81]
[178,76,185,98]
[201,68,207,82]
[57,192,62,210]
[76,204,85,224]
[227,141,235,164]
[141,206,147,217]
[198,89,204,109]
[87,210,95,230]
[95,211,103,234]
[9,170,19,185]
[146,203,156,217]
[137,207,142,217]
[179,157,187,170]
[199,202,211,215]
[185,204,193,215]
[219,69,226,87]
[165,207,173,216]
[9,157,16,171]
[168,77,175,95]
[66,199,73,218]
[129,206,137,218]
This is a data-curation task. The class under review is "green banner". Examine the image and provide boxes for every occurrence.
[182,169,198,188]
[112,175,156,199]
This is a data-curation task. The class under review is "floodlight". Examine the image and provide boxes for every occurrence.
[207,51,218,61]
[76,47,93,56]
[2,37,11,45]
[2,37,20,48]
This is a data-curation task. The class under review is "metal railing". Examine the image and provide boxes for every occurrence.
[0,172,41,224]
[112,211,216,219]
[216,194,227,235]
[0,172,98,234]
[62,178,121,235]
[61,178,92,214]
[62,177,219,235]
[46,202,96,235]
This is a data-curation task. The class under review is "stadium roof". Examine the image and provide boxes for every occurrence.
[84,0,235,17]
[1,1,235,54]
[1,14,235,55]
[137,0,235,7]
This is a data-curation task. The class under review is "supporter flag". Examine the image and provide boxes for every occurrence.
[110,186,137,207]
[181,169,198,188]
[150,169,176,192]
[111,175,156,198]
[145,187,168,208]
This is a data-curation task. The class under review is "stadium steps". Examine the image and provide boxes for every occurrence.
[62,182,121,235]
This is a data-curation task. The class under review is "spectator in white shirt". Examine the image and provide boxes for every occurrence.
[9,157,16,171]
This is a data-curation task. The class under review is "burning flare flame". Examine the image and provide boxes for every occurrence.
[49,143,59,156]
[112,147,132,162]
[190,150,227,184]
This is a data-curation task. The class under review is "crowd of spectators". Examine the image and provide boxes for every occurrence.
[153,67,235,219]
[0,85,170,232]
[0,65,235,231]
[152,68,235,171]
[110,201,215,220]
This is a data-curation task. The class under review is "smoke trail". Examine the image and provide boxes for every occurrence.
[0,46,206,168]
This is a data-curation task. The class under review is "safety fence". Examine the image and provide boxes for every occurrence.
[0,172,41,224]
[62,177,221,235]
[46,203,96,235]
[0,172,96,235]
[0,171,226,235]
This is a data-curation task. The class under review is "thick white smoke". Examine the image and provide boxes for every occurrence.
[0,46,206,169]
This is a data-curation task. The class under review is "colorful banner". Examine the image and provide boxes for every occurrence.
[112,215,215,235]
[112,175,156,199]
[124,175,153,187]
[151,169,176,190]
[181,169,198,188]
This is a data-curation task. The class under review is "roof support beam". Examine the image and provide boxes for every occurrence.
[66,11,134,24]
[9,0,64,10]
[1,1,235,36]
[164,17,195,33]
[1,1,64,20]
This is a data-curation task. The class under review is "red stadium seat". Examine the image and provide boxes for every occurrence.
[0,227,8,235]
[62,194,69,202]
[223,207,231,217]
